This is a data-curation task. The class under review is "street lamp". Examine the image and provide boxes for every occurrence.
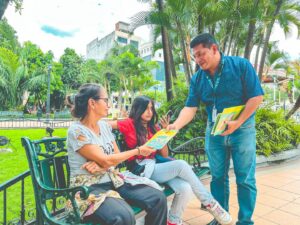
[154,85,158,101]
[46,65,52,121]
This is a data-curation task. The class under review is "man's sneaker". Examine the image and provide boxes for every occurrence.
[205,200,232,225]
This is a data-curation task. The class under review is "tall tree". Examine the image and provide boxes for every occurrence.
[59,48,84,90]
[155,0,173,100]
[285,60,300,119]
[0,0,22,20]
[244,0,260,59]
[0,18,20,52]
[258,0,300,80]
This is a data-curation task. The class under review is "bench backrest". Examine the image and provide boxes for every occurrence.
[21,137,74,223]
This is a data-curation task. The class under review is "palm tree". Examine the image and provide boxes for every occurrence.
[244,0,261,59]
[285,60,300,119]
[132,0,174,100]
[258,0,300,80]
[0,47,26,109]
[164,0,193,84]
[0,0,22,20]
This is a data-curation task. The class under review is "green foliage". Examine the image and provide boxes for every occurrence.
[0,18,20,53]
[256,107,300,156]
[99,44,159,98]
[59,48,84,89]
[0,47,25,109]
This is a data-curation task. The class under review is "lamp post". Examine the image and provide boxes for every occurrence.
[273,76,276,102]
[154,85,158,101]
[46,65,52,121]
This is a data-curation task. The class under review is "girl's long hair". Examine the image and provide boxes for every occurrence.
[129,96,158,146]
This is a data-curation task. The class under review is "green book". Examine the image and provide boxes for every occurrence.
[211,105,245,136]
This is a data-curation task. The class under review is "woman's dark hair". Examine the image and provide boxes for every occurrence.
[66,83,104,119]
[129,96,158,146]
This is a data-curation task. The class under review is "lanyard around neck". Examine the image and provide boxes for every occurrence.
[205,56,225,92]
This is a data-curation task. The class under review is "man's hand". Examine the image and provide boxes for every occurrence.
[221,120,242,136]
[81,161,105,175]
[166,123,177,131]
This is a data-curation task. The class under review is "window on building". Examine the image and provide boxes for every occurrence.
[158,53,162,58]
[117,36,127,44]
[130,40,139,48]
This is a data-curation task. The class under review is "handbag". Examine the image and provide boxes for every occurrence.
[126,160,145,176]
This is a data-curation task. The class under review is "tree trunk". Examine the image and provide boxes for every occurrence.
[244,0,260,59]
[157,0,173,101]
[285,95,300,120]
[0,0,9,20]
[176,19,191,85]
[222,22,231,53]
[258,0,284,81]
[168,38,177,79]
[186,35,194,74]
[254,31,264,71]
[227,29,234,56]
[235,44,240,56]
[197,15,203,34]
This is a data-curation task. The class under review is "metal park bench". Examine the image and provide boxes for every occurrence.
[20,131,209,225]
[21,137,174,225]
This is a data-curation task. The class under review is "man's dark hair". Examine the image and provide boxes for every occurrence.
[190,33,218,49]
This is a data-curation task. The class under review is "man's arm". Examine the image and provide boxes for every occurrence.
[222,95,263,136]
[168,107,198,130]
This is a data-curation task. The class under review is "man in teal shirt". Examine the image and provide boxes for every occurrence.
[168,33,264,225]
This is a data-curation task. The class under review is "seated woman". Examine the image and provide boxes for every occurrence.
[66,84,167,225]
[109,96,233,225]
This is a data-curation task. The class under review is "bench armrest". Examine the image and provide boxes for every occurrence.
[37,183,90,225]
[169,137,205,154]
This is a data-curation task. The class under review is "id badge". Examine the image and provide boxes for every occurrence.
[212,106,217,122]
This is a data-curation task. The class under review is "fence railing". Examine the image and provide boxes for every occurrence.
[0,170,36,225]
[0,119,73,129]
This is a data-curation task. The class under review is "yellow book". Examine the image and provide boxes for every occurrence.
[211,105,245,136]
[145,129,178,150]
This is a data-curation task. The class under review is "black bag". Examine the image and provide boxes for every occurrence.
[126,160,145,176]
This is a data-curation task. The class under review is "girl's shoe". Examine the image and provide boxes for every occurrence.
[205,200,233,225]
[167,220,183,225]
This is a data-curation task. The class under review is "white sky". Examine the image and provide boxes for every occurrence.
[4,0,151,59]
[4,0,300,60]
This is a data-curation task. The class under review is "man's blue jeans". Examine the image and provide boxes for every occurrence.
[205,117,257,225]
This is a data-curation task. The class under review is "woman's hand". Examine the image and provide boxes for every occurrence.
[81,161,106,175]
[138,145,156,156]
[160,115,170,129]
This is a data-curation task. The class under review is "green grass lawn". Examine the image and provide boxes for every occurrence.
[0,128,67,223]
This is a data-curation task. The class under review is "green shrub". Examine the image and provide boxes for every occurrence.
[255,107,300,156]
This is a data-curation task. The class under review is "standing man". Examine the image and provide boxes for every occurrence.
[168,33,263,225]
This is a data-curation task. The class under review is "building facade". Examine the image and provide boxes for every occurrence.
[86,21,141,61]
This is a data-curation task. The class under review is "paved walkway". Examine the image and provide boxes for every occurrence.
[182,157,300,225]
